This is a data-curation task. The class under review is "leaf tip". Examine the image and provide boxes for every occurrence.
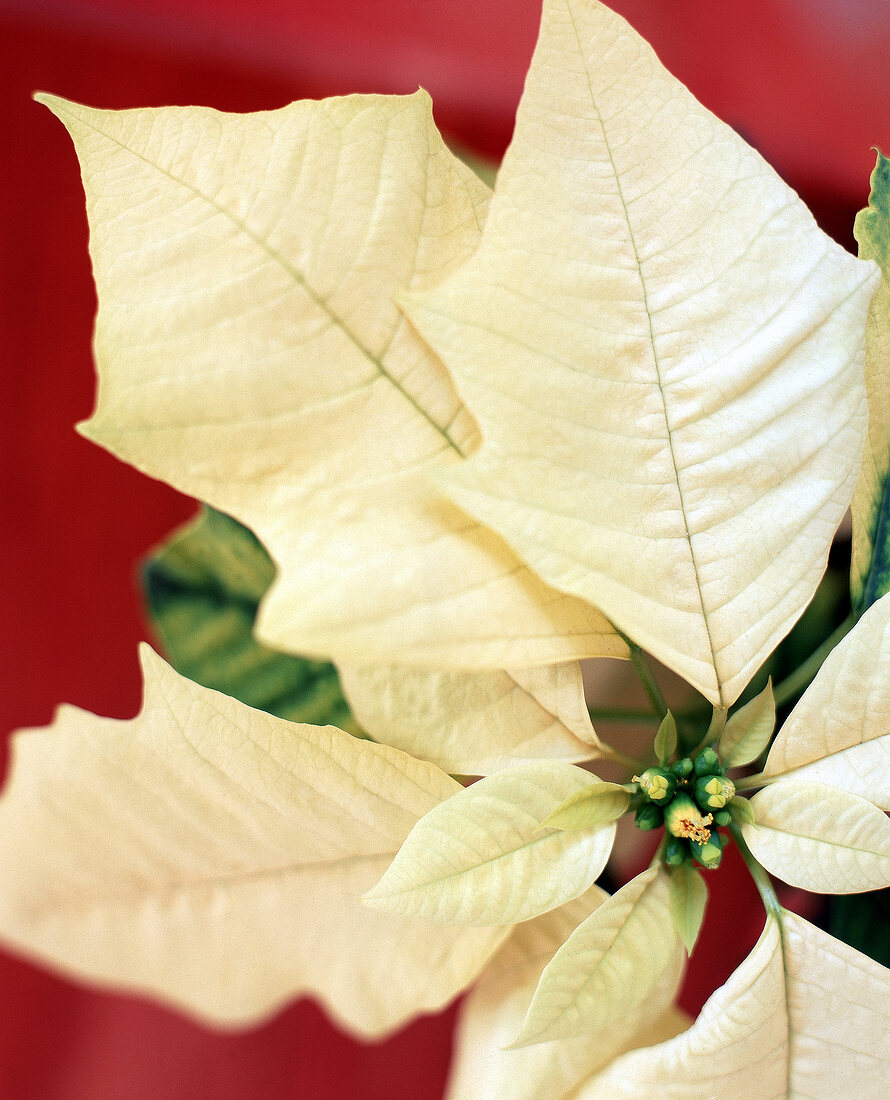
[359,873,400,912]
[501,1026,537,1052]
[32,91,73,120]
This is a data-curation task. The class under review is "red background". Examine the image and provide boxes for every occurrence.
[2,2,887,1096]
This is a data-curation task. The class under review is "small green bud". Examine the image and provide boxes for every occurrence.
[690,836,723,869]
[672,757,694,779]
[635,803,664,830]
[633,767,677,805]
[694,747,723,776]
[664,836,689,865]
[694,774,736,811]
[654,711,678,764]
[664,793,713,844]
[713,809,731,827]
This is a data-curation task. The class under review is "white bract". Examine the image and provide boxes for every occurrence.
[339,660,605,775]
[4,0,890,1095]
[36,88,621,673]
[743,593,890,892]
[580,913,890,1099]
[0,647,510,1035]
[404,0,875,706]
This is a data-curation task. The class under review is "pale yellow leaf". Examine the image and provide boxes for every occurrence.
[0,647,509,1036]
[404,0,876,705]
[583,912,890,1098]
[743,780,890,893]
[719,678,776,769]
[39,91,622,671]
[363,763,615,925]
[338,661,602,775]
[540,782,629,830]
[667,863,708,956]
[446,886,687,1100]
[512,867,681,1046]
[781,910,890,1097]
[581,917,788,1097]
[762,593,890,808]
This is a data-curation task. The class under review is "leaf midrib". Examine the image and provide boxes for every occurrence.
[58,99,467,458]
[26,851,395,921]
[565,4,722,703]
[373,818,610,902]
[523,873,667,1043]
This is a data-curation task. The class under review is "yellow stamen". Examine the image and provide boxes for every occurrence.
[673,812,713,845]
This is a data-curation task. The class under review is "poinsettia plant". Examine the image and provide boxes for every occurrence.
[3,0,890,1093]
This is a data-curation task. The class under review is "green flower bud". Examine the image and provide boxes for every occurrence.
[664,836,689,865]
[633,767,677,805]
[694,774,736,811]
[713,809,731,827]
[691,836,723,869]
[672,757,694,779]
[693,748,722,776]
[663,793,713,845]
[634,803,664,831]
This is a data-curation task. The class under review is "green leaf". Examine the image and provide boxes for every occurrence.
[654,710,677,765]
[829,889,890,969]
[718,679,775,769]
[667,863,708,956]
[852,150,890,614]
[144,507,358,733]
[539,782,630,831]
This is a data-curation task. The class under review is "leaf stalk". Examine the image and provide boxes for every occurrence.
[626,640,669,718]
[730,824,782,920]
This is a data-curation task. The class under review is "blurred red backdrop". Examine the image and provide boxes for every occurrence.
[1,2,887,1096]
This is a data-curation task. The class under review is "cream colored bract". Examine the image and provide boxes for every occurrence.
[5,0,890,1095]
[581,913,890,1098]
[37,89,621,672]
[0,648,510,1034]
[761,593,890,805]
[364,762,617,926]
[405,0,877,705]
[339,660,604,774]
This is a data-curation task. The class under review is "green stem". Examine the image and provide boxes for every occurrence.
[598,745,644,773]
[626,640,668,717]
[587,707,660,723]
[648,833,668,868]
[732,772,769,792]
[730,824,782,920]
[772,613,854,709]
